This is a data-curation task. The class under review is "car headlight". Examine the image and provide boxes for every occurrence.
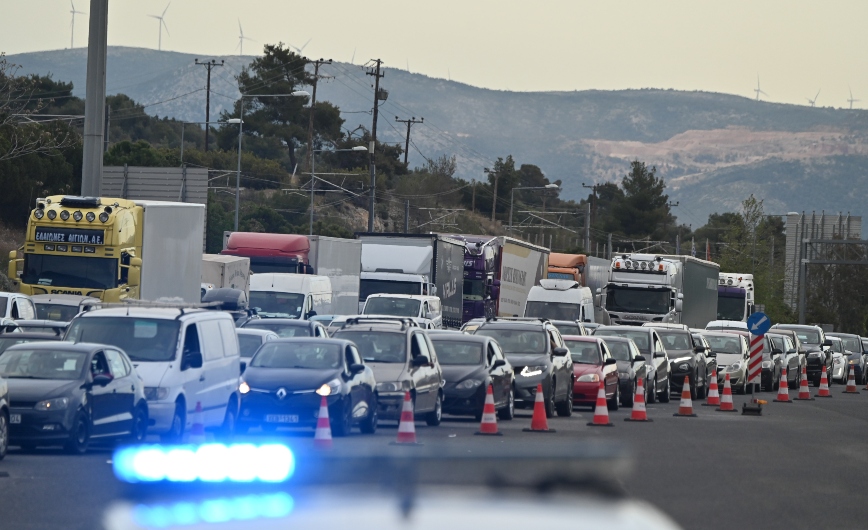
[145,387,170,401]
[376,381,408,393]
[762,361,772,369]
[316,379,342,397]
[834,358,842,365]
[726,362,741,372]
[239,382,250,394]
[578,373,600,382]
[520,365,546,377]
[849,360,857,365]
[457,379,484,389]
[35,397,69,411]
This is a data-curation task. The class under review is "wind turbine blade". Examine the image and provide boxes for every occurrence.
[351,48,356,64]
[299,38,311,52]
[148,14,160,19]
[815,89,821,100]
[162,2,171,17]
[71,0,74,10]
[162,19,170,36]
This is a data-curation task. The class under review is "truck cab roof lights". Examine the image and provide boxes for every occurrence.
[59,196,102,208]
[60,210,70,221]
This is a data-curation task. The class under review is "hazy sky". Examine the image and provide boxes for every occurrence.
[3,0,868,107]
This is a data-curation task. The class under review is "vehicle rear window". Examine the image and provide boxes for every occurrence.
[594,329,650,352]
[238,335,264,358]
[251,342,341,370]
[430,341,482,365]
[474,328,547,354]
[554,323,580,337]
[564,339,600,364]
[604,340,633,361]
[35,303,80,321]
[705,335,742,354]
[244,321,312,338]
[333,330,407,363]
[657,331,693,350]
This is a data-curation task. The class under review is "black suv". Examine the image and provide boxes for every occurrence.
[473,318,573,417]
[645,325,711,400]
[771,324,832,386]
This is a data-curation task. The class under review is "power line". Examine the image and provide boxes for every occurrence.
[195,58,224,151]
[395,116,423,165]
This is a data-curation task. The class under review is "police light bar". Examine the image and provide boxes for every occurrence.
[113,443,295,484]
[118,493,294,528]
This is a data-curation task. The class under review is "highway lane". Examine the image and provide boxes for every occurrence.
[2,386,868,530]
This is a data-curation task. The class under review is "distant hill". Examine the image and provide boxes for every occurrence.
[9,47,868,226]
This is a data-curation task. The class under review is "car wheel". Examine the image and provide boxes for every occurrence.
[332,399,353,437]
[544,381,556,418]
[607,383,619,411]
[219,400,237,440]
[622,380,635,407]
[64,411,90,455]
[556,380,573,417]
[160,402,185,444]
[659,377,671,403]
[425,392,443,426]
[360,394,378,434]
[0,411,8,461]
[129,405,148,443]
[813,374,821,387]
[648,376,657,404]
[498,386,515,421]
[698,374,708,400]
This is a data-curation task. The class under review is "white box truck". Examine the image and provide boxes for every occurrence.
[202,254,250,296]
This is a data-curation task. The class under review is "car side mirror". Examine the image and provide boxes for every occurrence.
[552,347,569,357]
[707,351,717,357]
[182,351,203,370]
[604,358,617,365]
[694,346,706,353]
[412,355,430,367]
[653,352,664,358]
[305,310,317,320]
[349,363,366,374]
[822,339,832,347]
[633,355,646,362]
[771,348,783,356]
[425,312,434,320]
[492,359,506,369]
[92,374,112,387]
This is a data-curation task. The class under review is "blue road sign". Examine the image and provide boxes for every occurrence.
[747,312,772,335]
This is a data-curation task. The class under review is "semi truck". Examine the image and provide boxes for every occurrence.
[524,279,595,323]
[596,253,719,328]
[717,273,755,322]
[202,254,250,297]
[8,196,204,303]
[221,233,361,315]
[356,233,465,328]
[449,235,549,323]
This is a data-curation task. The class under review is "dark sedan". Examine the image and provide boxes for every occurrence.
[771,324,833,387]
[597,336,648,407]
[0,342,148,453]
[238,338,378,436]
[651,327,710,400]
[241,318,329,338]
[430,334,514,420]
[827,333,866,385]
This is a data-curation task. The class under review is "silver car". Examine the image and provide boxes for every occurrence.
[703,331,750,394]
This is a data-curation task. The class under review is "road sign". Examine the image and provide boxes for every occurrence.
[747,312,771,335]
[748,334,764,385]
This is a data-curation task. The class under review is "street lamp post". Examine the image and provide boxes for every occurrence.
[230,91,310,232]
[309,146,367,235]
[509,184,560,232]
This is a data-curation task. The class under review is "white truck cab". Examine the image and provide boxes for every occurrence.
[362,294,444,329]
[523,279,595,323]
[249,273,332,320]
[0,292,37,321]
[64,307,241,441]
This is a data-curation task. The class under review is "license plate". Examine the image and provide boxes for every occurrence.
[265,414,299,423]
[9,414,21,424]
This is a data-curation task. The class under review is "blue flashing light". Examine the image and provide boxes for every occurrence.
[113,443,295,484]
[132,493,294,528]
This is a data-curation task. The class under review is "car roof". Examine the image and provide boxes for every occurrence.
[5,341,104,353]
[594,325,654,334]
[78,307,221,321]
[772,324,822,331]
[30,294,100,304]
[701,330,747,339]
[0,332,63,340]
[477,320,547,331]
[826,332,860,339]
[550,320,581,325]
[244,319,311,327]
[596,335,633,342]
[236,328,278,337]
[715,329,750,337]
[561,335,600,342]
[429,334,488,343]
[268,337,356,347]
[333,324,409,334]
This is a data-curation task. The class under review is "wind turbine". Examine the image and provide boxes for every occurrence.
[148,2,171,51]
[754,76,768,101]
[69,1,86,49]
[848,86,859,109]
[289,38,311,55]
[350,48,356,65]
[236,20,255,55]
[806,89,820,107]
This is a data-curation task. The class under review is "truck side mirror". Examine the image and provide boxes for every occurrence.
[128,257,142,288]
[594,294,601,308]
[7,250,16,280]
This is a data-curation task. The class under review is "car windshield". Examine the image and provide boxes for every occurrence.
[657,331,693,351]
[705,335,742,354]
[605,286,670,315]
[0,349,86,380]
[840,338,861,352]
[238,335,265,358]
[244,321,312,338]
[475,328,547,355]
[594,329,650,353]
[359,279,420,301]
[364,297,421,317]
[333,330,406,363]
[249,291,305,319]
[792,331,820,345]
[35,303,80,321]
[554,323,581,336]
[564,340,600,364]
[605,340,633,361]
[717,295,745,321]
[525,301,580,321]
[463,279,485,301]
[432,341,483,365]
[0,337,58,355]
[829,340,843,353]
[250,342,342,369]
[65,317,180,362]
[22,254,118,290]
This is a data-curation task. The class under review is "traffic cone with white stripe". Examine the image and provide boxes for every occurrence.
[587,381,613,427]
[313,396,333,449]
[717,373,737,412]
[523,383,556,433]
[475,384,502,436]
[817,366,832,398]
[843,368,860,394]
[774,368,792,402]
[703,368,720,406]
[673,376,697,417]
[188,401,206,444]
[796,365,814,400]
[625,378,651,422]
[391,391,421,445]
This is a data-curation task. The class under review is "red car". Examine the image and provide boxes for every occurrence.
[563,336,620,410]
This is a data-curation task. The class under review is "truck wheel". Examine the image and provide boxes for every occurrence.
[425,392,442,426]
[219,399,237,440]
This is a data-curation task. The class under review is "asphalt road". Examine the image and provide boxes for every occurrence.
[2,384,868,530]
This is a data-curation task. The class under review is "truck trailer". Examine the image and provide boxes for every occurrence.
[202,254,250,297]
[9,196,204,303]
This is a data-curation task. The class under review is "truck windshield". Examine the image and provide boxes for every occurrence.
[463,280,485,301]
[249,291,305,319]
[359,279,420,301]
[717,294,745,321]
[605,286,670,315]
[65,317,181,362]
[363,297,421,317]
[22,254,117,290]
[525,301,580,321]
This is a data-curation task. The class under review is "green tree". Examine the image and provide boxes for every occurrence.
[614,160,673,240]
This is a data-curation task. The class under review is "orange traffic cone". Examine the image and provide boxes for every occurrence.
[843,368,860,394]
[475,384,502,436]
[673,376,697,417]
[624,378,651,422]
[523,383,556,433]
[717,373,737,412]
[313,396,333,449]
[391,391,421,445]
[587,381,613,427]
[774,368,792,402]
[703,368,720,406]
[189,401,206,444]
[817,366,832,398]
[796,365,814,400]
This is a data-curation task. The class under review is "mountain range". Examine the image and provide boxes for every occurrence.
[8,46,868,227]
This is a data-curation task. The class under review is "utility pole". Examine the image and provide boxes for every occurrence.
[607,233,613,259]
[81,0,109,197]
[395,116,423,165]
[582,182,599,226]
[195,59,224,152]
[404,200,410,233]
[103,104,110,153]
[584,202,591,252]
[307,58,332,171]
[471,182,476,213]
[366,59,385,232]
[485,167,498,222]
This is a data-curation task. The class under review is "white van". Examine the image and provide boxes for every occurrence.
[523,279,595,323]
[0,292,36,321]
[249,273,332,320]
[65,307,241,441]
[362,294,443,329]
